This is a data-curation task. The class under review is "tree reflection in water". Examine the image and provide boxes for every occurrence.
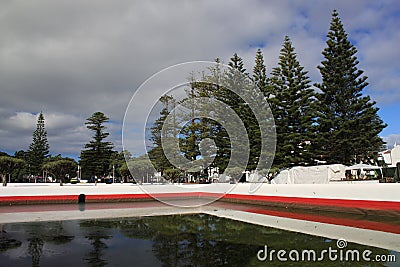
[28,237,43,267]
[80,220,111,267]
[1,220,74,266]
[79,214,393,267]
[27,221,75,266]
[0,214,395,266]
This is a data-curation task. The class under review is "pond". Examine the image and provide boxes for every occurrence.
[0,214,398,266]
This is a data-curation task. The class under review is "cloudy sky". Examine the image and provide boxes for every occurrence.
[0,0,399,159]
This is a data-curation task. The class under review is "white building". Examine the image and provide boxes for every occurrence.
[379,144,400,167]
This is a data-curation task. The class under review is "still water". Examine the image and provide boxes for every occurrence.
[0,214,398,266]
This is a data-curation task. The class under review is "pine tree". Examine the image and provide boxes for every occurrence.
[315,10,386,164]
[191,60,232,173]
[252,49,278,171]
[27,112,50,175]
[270,36,317,169]
[224,53,249,96]
[198,59,232,172]
[80,112,114,178]
[253,48,271,97]
[223,53,260,170]
[148,95,175,174]
[179,87,201,162]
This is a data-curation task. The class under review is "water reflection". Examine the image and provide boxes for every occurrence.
[80,221,111,266]
[28,237,43,267]
[78,203,86,212]
[0,215,397,266]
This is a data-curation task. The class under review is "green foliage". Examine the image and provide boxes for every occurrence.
[141,10,387,175]
[148,95,176,174]
[178,85,216,174]
[0,151,9,157]
[270,36,317,169]
[27,112,50,175]
[188,67,231,172]
[315,10,386,165]
[163,168,183,182]
[44,154,75,163]
[42,159,77,183]
[253,48,271,97]
[220,53,261,171]
[0,156,25,176]
[11,150,29,179]
[225,166,243,181]
[108,150,127,179]
[148,55,262,175]
[80,112,114,178]
[124,157,155,183]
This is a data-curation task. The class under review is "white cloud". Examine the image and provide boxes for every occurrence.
[1,112,36,132]
[383,134,400,149]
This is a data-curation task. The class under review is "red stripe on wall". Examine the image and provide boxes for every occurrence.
[222,194,400,211]
[0,195,77,202]
[243,208,400,234]
[0,193,399,212]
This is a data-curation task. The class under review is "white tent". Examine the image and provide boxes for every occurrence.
[345,163,381,170]
[270,164,346,184]
[345,163,382,179]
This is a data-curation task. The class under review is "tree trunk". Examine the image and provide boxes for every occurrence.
[1,174,7,187]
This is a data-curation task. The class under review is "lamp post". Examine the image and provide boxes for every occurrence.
[77,165,81,180]
[113,165,115,183]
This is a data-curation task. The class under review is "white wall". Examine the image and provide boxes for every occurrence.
[391,145,400,166]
